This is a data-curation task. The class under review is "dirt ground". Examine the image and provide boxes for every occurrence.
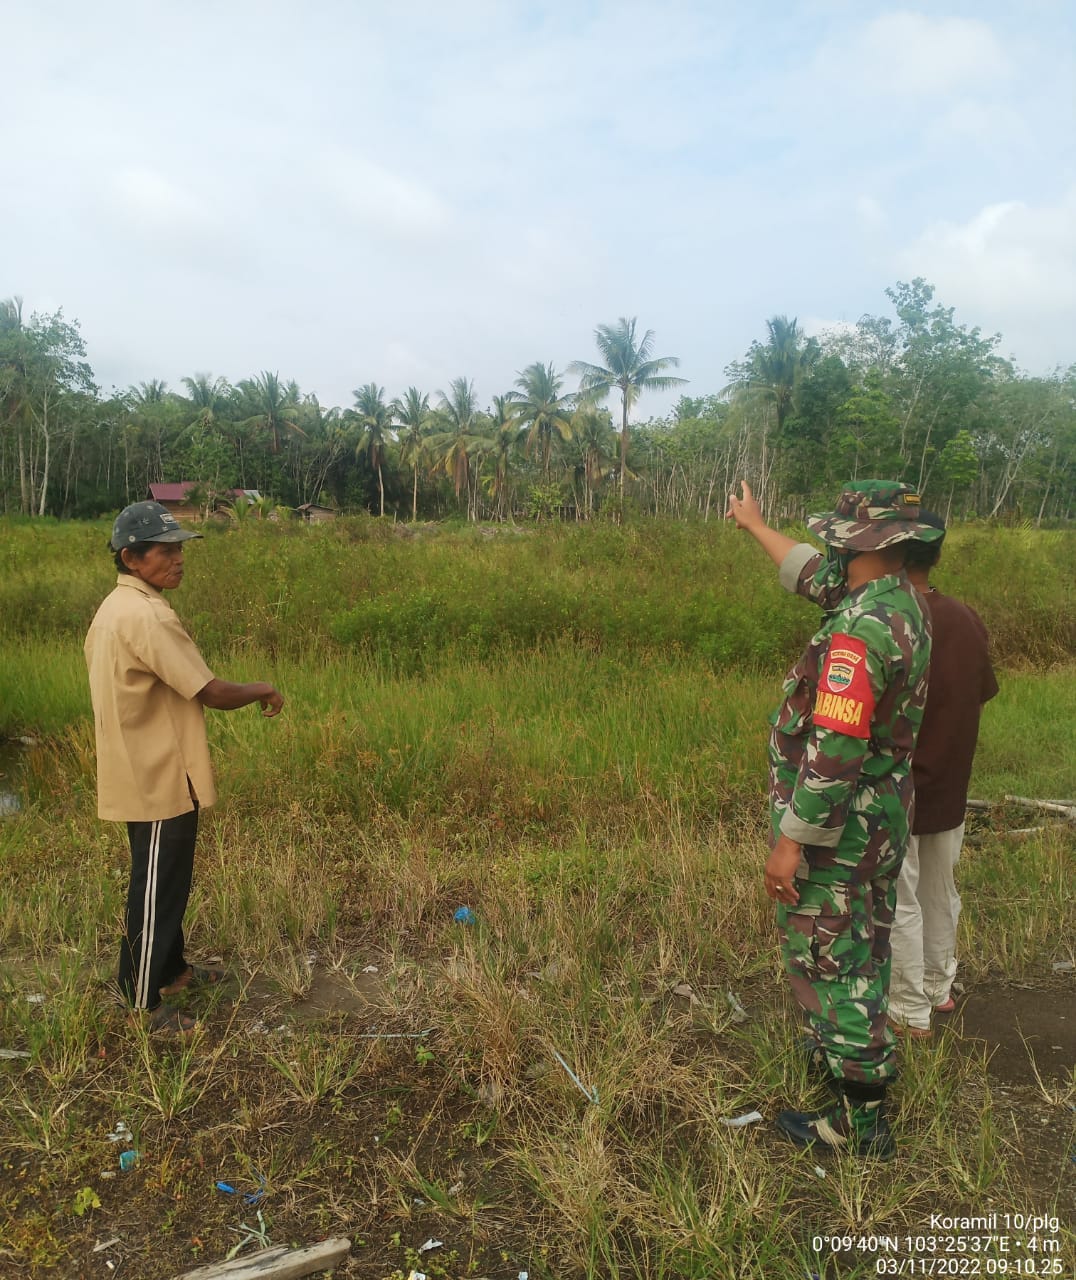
[949,978,1075,1227]
[1,971,1072,1280]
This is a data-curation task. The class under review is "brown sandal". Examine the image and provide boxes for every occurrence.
[159,966,227,997]
[132,1005,199,1036]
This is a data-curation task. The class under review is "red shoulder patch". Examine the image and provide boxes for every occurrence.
[814,633,874,739]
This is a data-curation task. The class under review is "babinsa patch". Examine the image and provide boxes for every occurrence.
[814,634,874,739]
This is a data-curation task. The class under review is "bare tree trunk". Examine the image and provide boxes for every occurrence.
[64,422,77,513]
[898,376,923,462]
[36,388,52,516]
[619,393,628,505]
[702,460,721,522]
[18,427,30,514]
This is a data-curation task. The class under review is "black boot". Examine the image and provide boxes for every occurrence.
[776,1079,895,1161]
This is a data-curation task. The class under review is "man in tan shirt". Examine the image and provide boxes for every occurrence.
[85,501,284,1034]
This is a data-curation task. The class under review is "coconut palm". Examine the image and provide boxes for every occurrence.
[570,405,617,518]
[182,373,232,416]
[569,317,686,502]
[484,393,526,521]
[513,362,574,477]
[392,386,433,521]
[237,371,303,454]
[429,377,486,520]
[352,382,394,516]
[724,316,818,435]
[131,378,171,405]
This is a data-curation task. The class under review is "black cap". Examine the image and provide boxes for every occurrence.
[110,501,202,551]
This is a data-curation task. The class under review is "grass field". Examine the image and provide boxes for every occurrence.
[0,517,1073,1279]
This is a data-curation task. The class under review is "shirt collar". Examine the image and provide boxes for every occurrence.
[116,573,164,600]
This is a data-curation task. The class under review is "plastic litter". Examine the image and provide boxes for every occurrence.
[418,1238,444,1253]
[217,1173,266,1204]
[119,1149,139,1171]
[25,993,45,1005]
[725,989,749,1023]
[406,1272,427,1280]
[719,1110,763,1128]
[552,1049,599,1104]
[812,1165,826,1179]
[454,906,476,925]
[356,1028,433,1039]
[362,964,380,973]
[1052,960,1074,973]
[671,982,700,1005]
[244,1174,267,1205]
[106,1122,133,1145]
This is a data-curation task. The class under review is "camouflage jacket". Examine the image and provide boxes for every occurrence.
[768,545,931,880]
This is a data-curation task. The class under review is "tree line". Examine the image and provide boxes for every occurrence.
[1,281,1072,524]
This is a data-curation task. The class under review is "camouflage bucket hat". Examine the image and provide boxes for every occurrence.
[110,501,202,551]
[806,480,947,552]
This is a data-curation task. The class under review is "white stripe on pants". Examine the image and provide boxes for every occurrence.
[135,820,163,1007]
[888,823,964,1030]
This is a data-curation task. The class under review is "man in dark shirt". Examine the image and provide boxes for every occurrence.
[888,516,998,1036]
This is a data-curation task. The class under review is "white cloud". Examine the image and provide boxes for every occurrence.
[927,99,1027,149]
[317,148,451,241]
[112,168,212,236]
[898,189,1076,368]
[855,195,886,228]
[822,11,1010,96]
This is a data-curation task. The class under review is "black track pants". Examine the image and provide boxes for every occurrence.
[119,808,198,1009]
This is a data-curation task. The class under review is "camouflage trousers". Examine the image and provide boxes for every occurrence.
[777,855,902,1086]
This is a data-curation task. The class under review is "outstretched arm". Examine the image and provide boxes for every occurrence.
[198,678,284,717]
[725,481,798,567]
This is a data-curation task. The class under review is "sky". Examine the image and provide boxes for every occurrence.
[4,0,1074,418]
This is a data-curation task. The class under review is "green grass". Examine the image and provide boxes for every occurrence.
[0,517,1073,1277]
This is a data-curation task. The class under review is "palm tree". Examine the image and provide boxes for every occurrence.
[570,405,617,518]
[180,374,235,463]
[724,316,818,436]
[429,377,486,520]
[392,386,433,521]
[352,382,394,516]
[484,393,526,521]
[182,373,231,416]
[569,317,686,503]
[131,378,171,405]
[513,362,574,477]
[238,371,303,454]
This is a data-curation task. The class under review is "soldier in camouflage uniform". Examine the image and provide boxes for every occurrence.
[727,479,941,1159]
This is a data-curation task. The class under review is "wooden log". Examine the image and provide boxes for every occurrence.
[1003,795,1076,819]
[965,800,992,812]
[173,1238,351,1280]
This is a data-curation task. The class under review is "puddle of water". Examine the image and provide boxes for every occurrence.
[0,739,26,815]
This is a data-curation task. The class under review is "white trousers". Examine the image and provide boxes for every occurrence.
[888,823,964,1030]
